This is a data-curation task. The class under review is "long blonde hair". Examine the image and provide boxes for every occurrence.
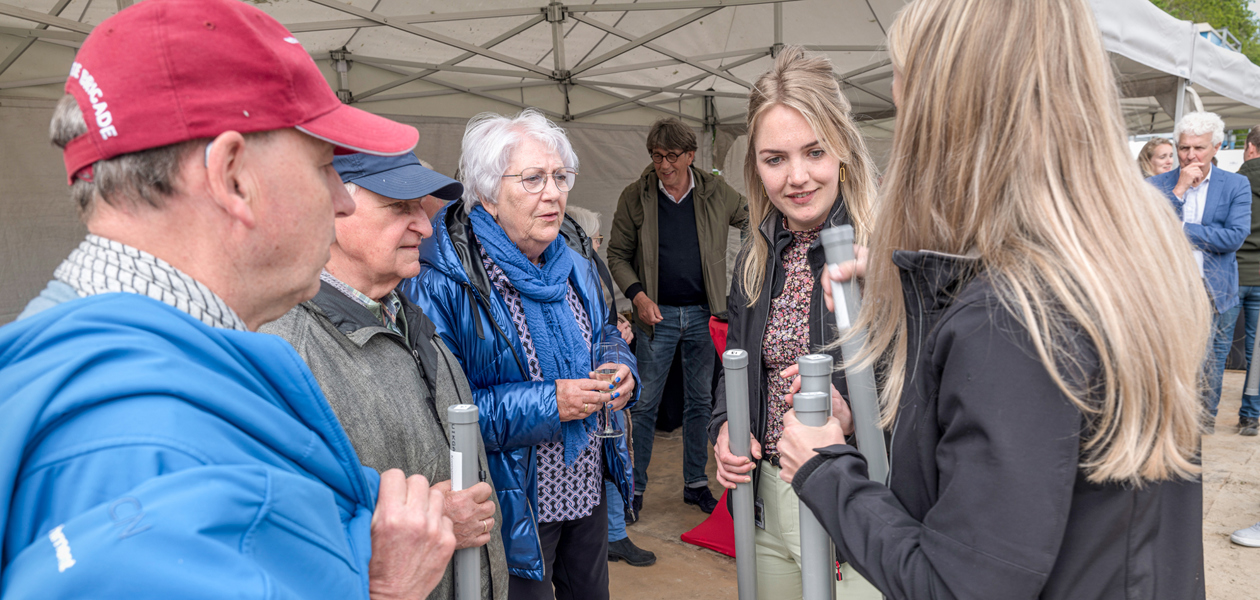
[738,46,878,305]
[860,0,1208,484]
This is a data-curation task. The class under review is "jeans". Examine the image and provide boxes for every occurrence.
[605,479,626,542]
[1238,286,1260,419]
[1207,303,1241,417]
[631,304,715,494]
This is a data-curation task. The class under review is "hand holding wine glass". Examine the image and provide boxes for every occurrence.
[592,341,629,437]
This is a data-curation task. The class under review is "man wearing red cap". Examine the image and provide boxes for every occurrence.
[0,1,454,598]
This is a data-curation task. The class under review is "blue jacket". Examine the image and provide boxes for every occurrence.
[0,293,379,598]
[400,202,637,581]
[1150,165,1253,312]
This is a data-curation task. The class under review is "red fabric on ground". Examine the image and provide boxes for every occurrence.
[686,318,735,556]
[709,317,729,355]
[679,488,737,557]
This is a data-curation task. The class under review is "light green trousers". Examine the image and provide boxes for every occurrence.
[754,464,883,600]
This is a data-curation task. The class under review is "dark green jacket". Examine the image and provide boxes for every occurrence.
[1236,158,1260,286]
[606,165,748,337]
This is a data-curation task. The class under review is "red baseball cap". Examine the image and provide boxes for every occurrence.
[61,0,418,185]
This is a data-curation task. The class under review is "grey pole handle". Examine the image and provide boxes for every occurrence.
[797,354,834,400]
[794,390,835,600]
[723,349,758,600]
[449,404,481,600]
[819,225,889,485]
[1247,330,1260,397]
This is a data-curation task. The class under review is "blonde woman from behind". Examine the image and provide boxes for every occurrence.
[776,1,1210,599]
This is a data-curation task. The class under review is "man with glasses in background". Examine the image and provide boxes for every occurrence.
[607,118,747,519]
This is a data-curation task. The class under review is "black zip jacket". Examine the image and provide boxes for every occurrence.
[709,198,852,453]
[792,250,1205,600]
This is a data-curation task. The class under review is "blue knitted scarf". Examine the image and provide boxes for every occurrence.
[471,205,595,465]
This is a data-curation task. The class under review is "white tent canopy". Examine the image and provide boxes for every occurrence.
[2,0,1259,323]
[1095,0,1260,133]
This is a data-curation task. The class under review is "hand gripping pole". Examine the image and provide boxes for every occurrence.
[818,225,889,485]
[793,369,835,600]
[448,404,482,600]
[723,349,758,600]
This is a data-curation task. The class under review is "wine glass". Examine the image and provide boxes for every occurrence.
[593,341,626,438]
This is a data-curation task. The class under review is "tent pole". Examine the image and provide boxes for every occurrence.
[1174,77,1187,127]
[331,47,352,104]
[772,2,784,56]
[547,2,573,121]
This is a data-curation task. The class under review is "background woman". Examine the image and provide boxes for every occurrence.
[563,204,655,567]
[778,1,1209,599]
[707,46,881,599]
[402,110,637,600]
[1139,136,1176,177]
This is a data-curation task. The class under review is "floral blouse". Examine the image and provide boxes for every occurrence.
[761,221,820,463]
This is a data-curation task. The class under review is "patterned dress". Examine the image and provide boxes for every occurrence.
[761,222,820,463]
[480,248,603,523]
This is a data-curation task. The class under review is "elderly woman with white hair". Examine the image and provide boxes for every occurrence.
[401,109,637,600]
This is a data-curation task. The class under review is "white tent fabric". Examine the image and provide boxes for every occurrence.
[1095,0,1260,132]
[2,0,1260,323]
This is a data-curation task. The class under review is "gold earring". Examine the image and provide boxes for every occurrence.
[839,166,846,183]
[761,182,769,198]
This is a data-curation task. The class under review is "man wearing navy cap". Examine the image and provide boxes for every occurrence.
[261,153,509,600]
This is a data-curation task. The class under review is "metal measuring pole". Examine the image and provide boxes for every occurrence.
[818,225,889,485]
[723,349,758,600]
[1247,332,1260,397]
[448,404,481,600]
[796,356,836,600]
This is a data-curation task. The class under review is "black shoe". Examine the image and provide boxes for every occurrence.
[608,537,657,567]
[1240,416,1258,436]
[683,486,718,514]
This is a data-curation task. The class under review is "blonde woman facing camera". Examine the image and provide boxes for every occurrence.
[708,46,881,599]
[777,1,1209,599]
[1138,137,1176,178]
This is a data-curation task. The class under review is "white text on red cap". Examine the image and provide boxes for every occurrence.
[69,62,119,141]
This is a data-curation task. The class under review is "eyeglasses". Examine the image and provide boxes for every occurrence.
[650,151,687,164]
[501,167,578,193]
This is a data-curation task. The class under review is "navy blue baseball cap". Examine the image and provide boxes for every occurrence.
[333,152,463,201]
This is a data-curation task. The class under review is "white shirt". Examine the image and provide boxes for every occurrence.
[1180,163,1212,275]
[657,166,695,204]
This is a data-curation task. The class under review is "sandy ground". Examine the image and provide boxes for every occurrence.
[611,370,1259,599]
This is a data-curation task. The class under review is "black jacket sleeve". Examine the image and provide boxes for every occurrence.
[794,299,1084,600]
[709,251,751,444]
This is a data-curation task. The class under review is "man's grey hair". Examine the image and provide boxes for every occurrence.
[50,95,201,217]
[565,205,601,239]
[1174,111,1226,148]
[51,94,274,219]
[458,109,579,210]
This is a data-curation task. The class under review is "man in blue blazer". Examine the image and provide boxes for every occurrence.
[1149,112,1254,432]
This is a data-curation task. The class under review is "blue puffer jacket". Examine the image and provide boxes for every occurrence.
[400,202,637,581]
[0,293,378,599]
